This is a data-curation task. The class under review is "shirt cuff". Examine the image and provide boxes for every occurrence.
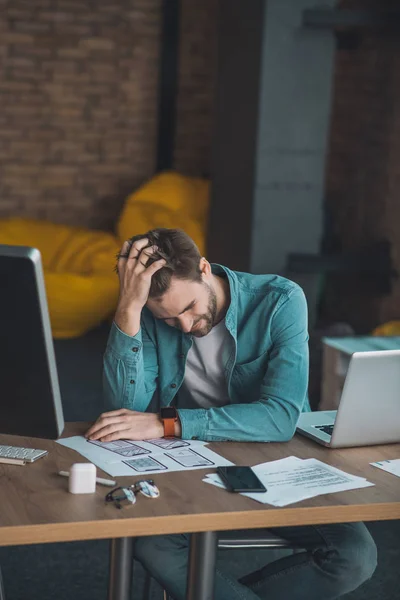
[177,408,208,441]
[106,321,143,360]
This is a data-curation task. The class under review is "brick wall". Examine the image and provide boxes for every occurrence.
[0,0,161,230]
[324,0,400,330]
[5,0,398,331]
[173,0,218,177]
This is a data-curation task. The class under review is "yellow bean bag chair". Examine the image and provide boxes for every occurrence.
[0,218,120,338]
[372,321,400,336]
[117,170,210,254]
[0,172,209,338]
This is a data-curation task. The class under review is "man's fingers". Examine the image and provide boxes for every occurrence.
[87,422,130,440]
[117,241,131,276]
[85,416,128,438]
[100,409,130,418]
[145,258,167,276]
[99,429,133,443]
[133,246,159,273]
[129,237,149,259]
[118,236,164,278]
[120,241,130,255]
[117,238,151,275]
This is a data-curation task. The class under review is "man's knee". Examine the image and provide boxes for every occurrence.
[135,534,190,570]
[339,523,377,584]
[135,534,190,600]
[317,523,377,590]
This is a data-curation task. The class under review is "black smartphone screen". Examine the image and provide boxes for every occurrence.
[217,466,267,493]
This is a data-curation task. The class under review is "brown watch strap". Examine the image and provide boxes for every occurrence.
[163,418,176,438]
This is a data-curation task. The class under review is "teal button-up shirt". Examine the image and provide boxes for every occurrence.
[103,264,310,442]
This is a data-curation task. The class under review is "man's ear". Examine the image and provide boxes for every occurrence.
[199,257,211,277]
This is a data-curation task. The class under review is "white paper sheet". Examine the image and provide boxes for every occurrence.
[86,437,208,461]
[370,458,400,478]
[57,436,233,476]
[203,456,374,507]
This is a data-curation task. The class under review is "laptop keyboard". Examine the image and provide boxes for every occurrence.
[315,425,334,437]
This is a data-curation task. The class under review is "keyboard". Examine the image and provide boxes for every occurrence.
[0,445,48,463]
[315,424,334,437]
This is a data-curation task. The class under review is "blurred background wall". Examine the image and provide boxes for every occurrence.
[326,0,400,329]
[0,0,217,230]
[0,0,399,331]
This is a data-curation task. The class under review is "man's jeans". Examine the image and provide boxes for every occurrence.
[135,522,377,600]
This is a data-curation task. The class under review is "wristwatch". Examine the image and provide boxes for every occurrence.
[160,406,178,438]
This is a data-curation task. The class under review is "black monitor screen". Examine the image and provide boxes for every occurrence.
[0,246,64,439]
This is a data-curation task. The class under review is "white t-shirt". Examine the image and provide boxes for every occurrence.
[178,319,231,409]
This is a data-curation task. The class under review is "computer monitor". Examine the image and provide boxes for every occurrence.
[0,245,64,439]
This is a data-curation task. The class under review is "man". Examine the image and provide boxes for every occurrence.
[86,228,377,600]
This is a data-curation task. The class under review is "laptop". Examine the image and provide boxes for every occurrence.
[297,350,400,448]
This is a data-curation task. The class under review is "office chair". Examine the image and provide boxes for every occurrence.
[142,530,296,599]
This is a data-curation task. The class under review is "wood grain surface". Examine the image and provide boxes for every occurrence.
[0,423,399,547]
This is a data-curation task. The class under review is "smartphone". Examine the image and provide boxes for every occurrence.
[217,466,266,493]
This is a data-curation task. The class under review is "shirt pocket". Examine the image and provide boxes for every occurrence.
[231,352,269,400]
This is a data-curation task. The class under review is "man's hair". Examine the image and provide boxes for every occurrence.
[120,228,203,298]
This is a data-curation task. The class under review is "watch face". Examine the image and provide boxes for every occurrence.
[161,407,176,419]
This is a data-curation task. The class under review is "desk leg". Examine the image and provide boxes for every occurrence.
[0,566,6,600]
[108,537,134,600]
[186,531,217,600]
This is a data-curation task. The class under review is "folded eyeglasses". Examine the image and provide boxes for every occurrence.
[105,480,160,509]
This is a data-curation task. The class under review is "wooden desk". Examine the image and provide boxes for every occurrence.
[0,423,399,600]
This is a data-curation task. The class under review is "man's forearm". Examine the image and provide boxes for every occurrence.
[114,304,141,337]
[103,322,154,413]
[177,396,306,442]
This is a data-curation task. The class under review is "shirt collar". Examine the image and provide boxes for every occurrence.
[211,263,237,338]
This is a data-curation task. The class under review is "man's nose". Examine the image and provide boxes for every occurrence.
[178,315,192,333]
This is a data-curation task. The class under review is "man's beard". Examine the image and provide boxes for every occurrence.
[191,283,217,337]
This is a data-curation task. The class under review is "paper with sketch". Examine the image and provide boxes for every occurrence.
[371,458,400,478]
[203,456,374,507]
[87,436,208,459]
[57,436,233,476]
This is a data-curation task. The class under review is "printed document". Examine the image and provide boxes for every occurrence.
[203,456,374,507]
[371,458,400,478]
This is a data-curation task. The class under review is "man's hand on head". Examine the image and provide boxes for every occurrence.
[116,237,166,312]
[85,409,165,442]
[114,238,166,336]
